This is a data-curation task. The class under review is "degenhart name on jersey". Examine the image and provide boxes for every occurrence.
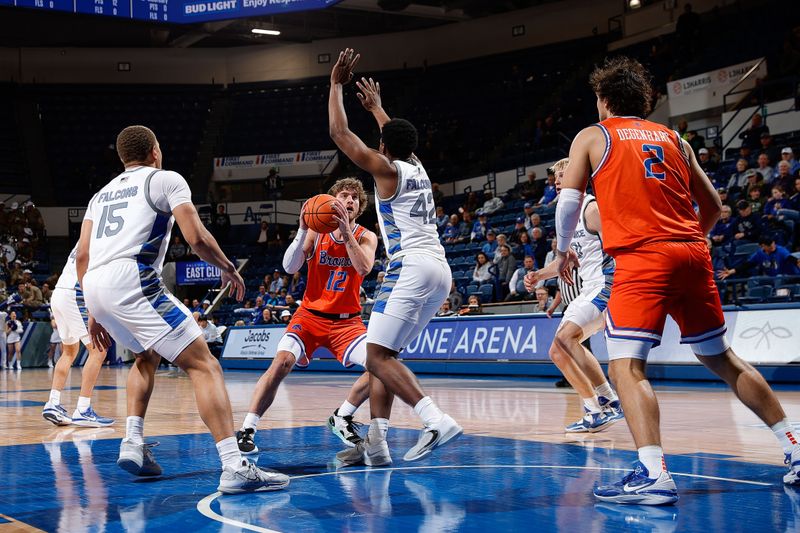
[97,186,139,203]
[614,128,673,143]
[318,250,352,268]
[405,177,432,191]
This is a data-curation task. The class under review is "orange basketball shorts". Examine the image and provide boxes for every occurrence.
[281,307,367,368]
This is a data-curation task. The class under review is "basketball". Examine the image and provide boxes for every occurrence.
[303,194,339,234]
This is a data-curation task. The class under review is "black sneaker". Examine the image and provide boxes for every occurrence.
[327,409,366,448]
[236,428,259,455]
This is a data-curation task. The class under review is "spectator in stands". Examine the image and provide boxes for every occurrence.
[791,177,800,209]
[268,269,283,293]
[764,186,790,220]
[265,291,279,307]
[739,114,769,151]
[760,133,780,164]
[200,299,211,315]
[481,190,504,215]
[742,170,765,199]
[740,145,757,167]
[458,294,484,316]
[198,315,221,345]
[443,214,461,243]
[522,202,535,224]
[255,307,278,325]
[282,294,300,313]
[755,153,775,183]
[727,159,751,192]
[167,235,187,261]
[434,206,448,235]
[8,261,23,287]
[457,211,473,243]
[718,237,800,279]
[436,300,454,317]
[481,230,498,257]
[255,220,270,249]
[253,296,265,315]
[530,227,549,269]
[234,320,246,327]
[472,252,493,284]
[182,297,191,308]
[733,200,762,244]
[698,148,717,175]
[495,244,515,298]
[512,171,539,200]
[431,182,444,206]
[686,130,705,155]
[544,238,558,268]
[510,217,527,244]
[717,187,734,210]
[781,147,800,175]
[516,232,535,263]
[448,280,463,310]
[533,170,558,211]
[506,255,536,302]
[774,161,795,195]
[18,281,43,312]
[495,234,514,260]
[677,119,689,140]
[532,287,552,313]
[463,192,479,214]
[275,288,288,307]
[40,282,52,303]
[190,299,202,313]
[709,205,736,247]
[471,210,491,242]
[747,187,765,215]
[527,213,543,236]
[288,272,305,300]
[279,310,292,324]
[211,204,231,243]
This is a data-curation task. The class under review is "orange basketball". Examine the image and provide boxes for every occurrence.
[303,193,339,234]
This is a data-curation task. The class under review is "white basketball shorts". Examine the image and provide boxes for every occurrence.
[50,286,91,347]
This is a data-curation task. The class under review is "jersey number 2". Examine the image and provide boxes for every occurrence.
[641,144,666,180]
[96,202,127,238]
[326,270,348,292]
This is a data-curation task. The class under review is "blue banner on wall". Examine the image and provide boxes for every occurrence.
[176,261,221,286]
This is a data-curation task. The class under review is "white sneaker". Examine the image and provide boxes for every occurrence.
[42,402,72,426]
[117,439,163,477]
[403,414,463,462]
[785,446,800,485]
[217,459,290,494]
[15,362,21,370]
[48,361,54,368]
[335,438,392,467]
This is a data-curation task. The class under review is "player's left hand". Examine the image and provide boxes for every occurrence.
[221,268,246,302]
[88,316,112,352]
[331,48,360,85]
[556,249,579,285]
[523,271,539,293]
[331,199,352,237]
[356,77,382,111]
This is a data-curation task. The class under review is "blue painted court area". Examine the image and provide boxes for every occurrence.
[1,426,798,532]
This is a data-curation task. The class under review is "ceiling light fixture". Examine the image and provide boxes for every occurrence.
[252,28,281,36]
[628,0,641,8]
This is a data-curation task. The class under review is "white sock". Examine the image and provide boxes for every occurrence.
[242,412,260,432]
[771,418,800,455]
[216,436,243,470]
[582,397,601,413]
[368,418,390,443]
[338,400,358,418]
[638,445,665,478]
[125,416,144,445]
[414,396,444,427]
[49,389,61,405]
[77,396,91,412]
[594,382,617,402]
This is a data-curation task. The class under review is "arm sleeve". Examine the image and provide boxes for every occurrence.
[555,188,584,253]
[150,171,193,213]
[282,229,308,274]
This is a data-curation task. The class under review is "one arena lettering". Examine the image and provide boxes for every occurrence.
[97,186,138,203]
[404,325,537,356]
[319,251,352,267]
[615,128,672,143]
[184,0,237,15]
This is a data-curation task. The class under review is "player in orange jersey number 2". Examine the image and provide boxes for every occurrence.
[555,56,800,505]
[236,178,379,455]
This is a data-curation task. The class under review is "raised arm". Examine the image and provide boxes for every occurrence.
[356,77,391,130]
[328,49,397,184]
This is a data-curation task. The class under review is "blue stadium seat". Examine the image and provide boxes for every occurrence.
[479,283,494,302]
[740,285,772,304]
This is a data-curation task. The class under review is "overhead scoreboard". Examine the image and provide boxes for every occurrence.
[0,0,342,24]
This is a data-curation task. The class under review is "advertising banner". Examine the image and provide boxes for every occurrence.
[667,58,766,117]
[212,150,337,181]
[176,261,222,286]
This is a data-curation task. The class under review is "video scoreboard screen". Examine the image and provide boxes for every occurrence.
[0,0,341,24]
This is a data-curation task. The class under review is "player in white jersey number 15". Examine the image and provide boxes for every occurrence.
[76,125,288,494]
[328,49,462,466]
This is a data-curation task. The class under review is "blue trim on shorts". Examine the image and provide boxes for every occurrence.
[342,334,366,368]
[372,259,404,314]
[137,263,188,329]
[680,325,727,344]
[73,282,90,328]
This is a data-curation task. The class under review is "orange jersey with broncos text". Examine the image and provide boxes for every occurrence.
[590,117,705,255]
[302,225,367,316]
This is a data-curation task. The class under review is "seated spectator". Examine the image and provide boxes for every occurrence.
[182,297,191,308]
[717,187,734,210]
[742,170,765,200]
[472,252,493,284]
[755,153,774,183]
[759,133,779,164]
[198,315,221,344]
[763,186,790,220]
[494,234,514,260]
[532,286,552,313]
[780,147,800,175]
[448,280,463,309]
[288,272,305,300]
[718,237,800,279]
[739,146,756,167]
[265,290,279,307]
[457,211,473,243]
[190,299,202,313]
[774,161,795,195]
[530,227,549,269]
[686,130,705,155]
[527,213,542,235]
[512,171,539,200]
[709,205,736,247]
[510,217,527,244]
[431,182,444,206]
[481,230,498,257]
[522,202,535,225]
[434,206,448,234]
[516,232,535,264]
[738,113,768,151]
[372,271,385,300]
[234,319,246,327]
[200,299,211,315]
[268,269,283,293]
[698,148,718,175]
[533,170,558,211]
[40,282,52,303]
[256,284,268,299]
[279,310,292,324]
[471,210,492,242]
[727,159,751,192]
[790,177,800,209]
[19,281,43,311]
[167,235,187,261]
[436,300,455,317]
[458,294,484,316]
[462,191,479,214]
[481,190,504,215]
[254,307,278,325]
[495,244,515,297]
[747,187,765,215]
[443,214,461,243]
[506,255,536,302]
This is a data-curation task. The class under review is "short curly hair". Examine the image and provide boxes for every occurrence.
[328,177,369,218]
[116,125,157,164]
[589,56,653,118]
[552,158,570,173]
[381,118,418,160]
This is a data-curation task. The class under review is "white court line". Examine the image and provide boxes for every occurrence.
[196,463,773,532]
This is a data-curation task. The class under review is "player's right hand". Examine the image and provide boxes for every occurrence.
[299,200,309,231]
[221,268,246,302]
[331,48,360,85]
[88,316,112,352]
[523,271,539,293]
[356,77,382,112]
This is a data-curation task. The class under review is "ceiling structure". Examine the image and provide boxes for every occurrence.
[0,0,561,48]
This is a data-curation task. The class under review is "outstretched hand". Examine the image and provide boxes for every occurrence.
[556,249,580,285]
[356,77,381,112]
[331,48,360,86]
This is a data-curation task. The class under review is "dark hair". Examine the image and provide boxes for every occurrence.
[116,125,157,164]
[589,56,653,118]
[758,236,775,246]
[381,118,418,160]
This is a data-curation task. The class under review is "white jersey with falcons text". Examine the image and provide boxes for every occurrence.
[376,157,445,260]
[571,194,615,292]
[84,166,192,273]
[55,244,79,290]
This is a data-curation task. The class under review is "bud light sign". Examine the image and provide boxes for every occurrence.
[177,261,222,286]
